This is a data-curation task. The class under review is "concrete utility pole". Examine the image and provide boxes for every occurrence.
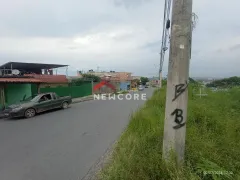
[162,0,193,165]
[159,52,164,88]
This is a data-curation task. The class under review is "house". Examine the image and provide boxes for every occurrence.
[0,77,43,109]
[87,71,132,91]
[117,72,132,91]
[149,77,159,86]
[132,76,141,80]
[91,74,120,94]
[86,71,132,81]
[0,62,69,109]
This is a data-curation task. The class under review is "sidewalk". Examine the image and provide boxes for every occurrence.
[72,95,94,104]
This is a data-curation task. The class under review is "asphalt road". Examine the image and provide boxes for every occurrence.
[0,88,154,180]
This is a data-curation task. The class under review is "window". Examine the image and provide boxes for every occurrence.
[52,93,56,99]
[25,94,39,102]
[52,93,59,100]
[39,94,52,102]
[45,94,52,100]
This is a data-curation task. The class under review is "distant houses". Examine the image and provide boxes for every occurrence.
[84,71,132,91]
[149,77,159,86]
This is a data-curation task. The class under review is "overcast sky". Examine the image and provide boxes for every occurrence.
[0,0,239,77]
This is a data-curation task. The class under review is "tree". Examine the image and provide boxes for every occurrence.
[71,74,101,86]
[131,79,140,88]
[189,77,197,84]
[140,77,149,85]
[82,74,101,82]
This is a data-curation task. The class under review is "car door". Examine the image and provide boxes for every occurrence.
[51,93,62,108]
[35,94,53,112]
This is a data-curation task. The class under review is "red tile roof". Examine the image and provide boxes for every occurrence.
[0,78,43,83]
[24,74,68,83]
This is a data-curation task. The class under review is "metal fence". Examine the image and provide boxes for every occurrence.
[40,82,92,98]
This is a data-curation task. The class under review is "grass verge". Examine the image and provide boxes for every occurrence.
[99,86,240,180]
[115,90,129,94]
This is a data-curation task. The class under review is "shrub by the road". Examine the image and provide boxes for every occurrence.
[99,86,240,180]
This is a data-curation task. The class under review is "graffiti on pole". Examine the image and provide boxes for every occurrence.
[171,80,188,129]
[172,81,188,101]
[171,108,185,129]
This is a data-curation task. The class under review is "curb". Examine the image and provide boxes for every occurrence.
[72,97,94,104]
[81,139,117,180]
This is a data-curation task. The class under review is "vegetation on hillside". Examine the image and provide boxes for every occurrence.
[189,77,198,84]
[206,76,240,88]
[100,86,240,180]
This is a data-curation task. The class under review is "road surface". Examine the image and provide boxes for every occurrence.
[0,88,154,180]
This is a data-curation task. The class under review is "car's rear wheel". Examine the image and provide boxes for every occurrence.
[25,108,36,118]
[62,102,68,109]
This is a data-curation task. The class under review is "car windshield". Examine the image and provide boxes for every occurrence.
[24,94,40,102]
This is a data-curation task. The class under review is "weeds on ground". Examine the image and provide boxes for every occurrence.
[100,87,240,180]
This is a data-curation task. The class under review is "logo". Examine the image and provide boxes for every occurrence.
[93,75,147,101]
[93,76,116,92]
[94,93,147,101]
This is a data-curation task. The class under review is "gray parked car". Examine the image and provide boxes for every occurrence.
[4,92,72,118]
[138,85,144,91]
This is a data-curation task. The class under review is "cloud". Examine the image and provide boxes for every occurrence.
[0,0,123,37]
[141,40,161,53]
[0,0,239,77]
[114,0,153,8]
[229,44,240,51]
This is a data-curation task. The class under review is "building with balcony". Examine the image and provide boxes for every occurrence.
[0,62,69,109]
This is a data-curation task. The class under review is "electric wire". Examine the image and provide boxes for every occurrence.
[159,0,172,76]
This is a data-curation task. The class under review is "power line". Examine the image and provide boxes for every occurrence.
[160,0,172,70]
[159,0,172,87]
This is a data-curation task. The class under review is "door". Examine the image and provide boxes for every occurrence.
[51,93,62,108]
[35,94,53,112]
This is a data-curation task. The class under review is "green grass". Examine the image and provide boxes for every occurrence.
[99,86,240,180]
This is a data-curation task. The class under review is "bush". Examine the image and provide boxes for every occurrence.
[99,87,240,180]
